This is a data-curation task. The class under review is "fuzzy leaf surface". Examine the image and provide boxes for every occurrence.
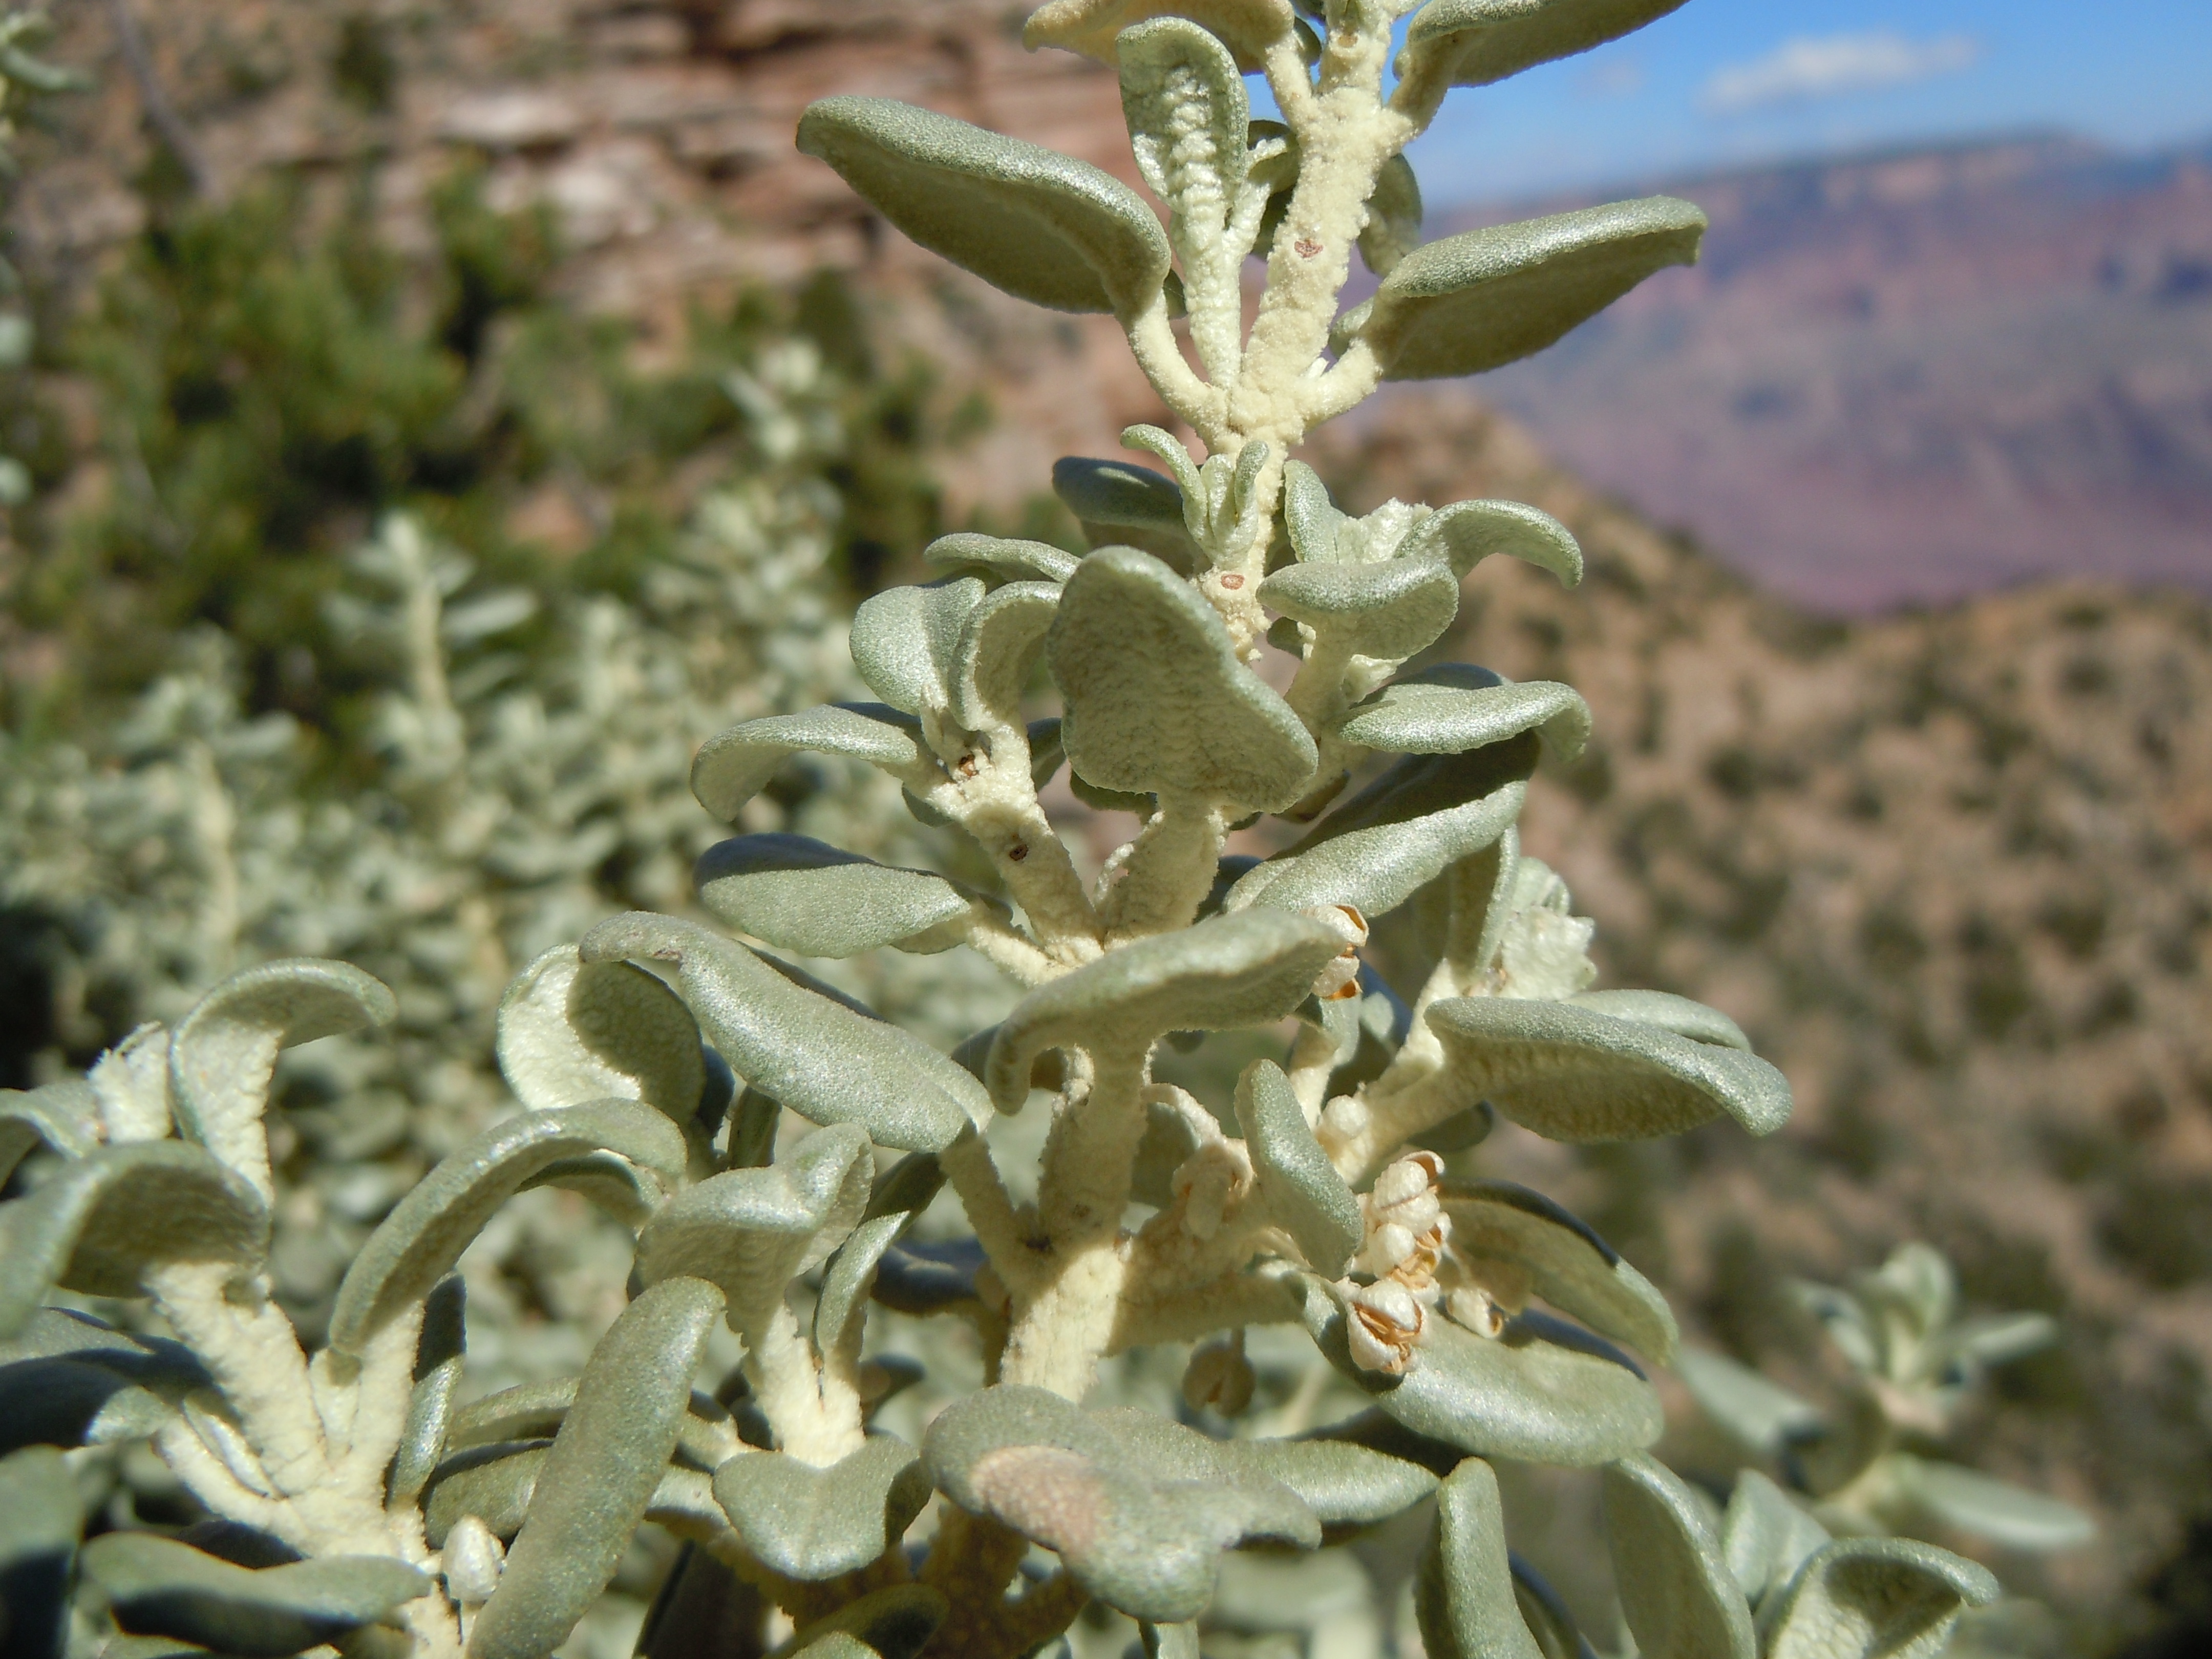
[80,1534,428,1659]
[1023,0,1295,70]
[1425,996,1792,1141]
[1441,1179,1677,1362]
[1760,1538,1999,1659]
[1259,558,1461,663]
[924,532,1080,587]
[1401,0,1690,88]
[1721,1471,1832,1609]
[1601,1453,1757,1659]
[848,579,983,715]
[696,835,979,959]
[691,704,929,824]
[497,945,705,1119]
[582,914,990,1151]
[470,1277,725,1659]
[1363,198,1705,380]
[798,97,1169,316]
[1050,547,1316,810]
[0,1081,99,1184]
[1336,672,1590,762]
[1400,498,1583,583]
[712,1437,932,1580]
[985,910,1344,1110]
[1237,1059,1363,1274]
[1416,1456,1543,1659]
[0,1143,268,1338]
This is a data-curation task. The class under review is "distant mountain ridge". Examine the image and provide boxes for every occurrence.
[1405,131,2212,611]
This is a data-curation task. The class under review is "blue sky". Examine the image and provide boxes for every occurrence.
[1354,0,2212,205]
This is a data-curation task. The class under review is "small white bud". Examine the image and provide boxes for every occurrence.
[442,1515,505,1605]
[1446,1286,1508,1339]
[1344,1278,1426,1375]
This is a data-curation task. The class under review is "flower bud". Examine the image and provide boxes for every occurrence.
[1345,1278,1426,1374]
[442,1514,505,1605]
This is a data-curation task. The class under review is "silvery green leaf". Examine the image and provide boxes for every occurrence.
[0,1080,98,1184]
[169,958,396,1196]
[1027,716,1068,790]
[1049,547,1317,811]
[951,581,1061,732]
[1300,1278,1663,1465]
[471,1276,726,1659]
[692,704,930,824]
[1569,990,1750,1050]
[327,1101,683,1356]
[1356,152,1424,278]
[1440,1180,1678,1362]
[520,1151,662,1226]
[797,98,1171,317]
[696,835,983,959]
[0,1357,169,1452]
[1228,736,1536,919]
[923,531,1080,587]
[1601,1453,1756,1659]
[1141,1623,1202,1659]
[1237,1437,1438,1529]
[984,910,1345,1111]
[1023,0,1296,69]
[1400,498,1583,584]
[635,1545,762,1659]
[923,1385,1318,1622]
[0,1308,209,1386]
[1934,1310,2059,1372]
[1131,1093,1208,1207]
[1759,1537,1999,1659]
[0,1446,79,1659]
[1400,0,1690,89]
[726,1086,781,1171]
[1236,1059,1362,1274]
[388,1277,466,1506]
[712,1437,932,1580]
[1424,996,1793,1142]
[814,1213,909,1368]
[1051,457,1201,574]
[1360,198,1705,380]
[1336,671,1591,762]
[1674,1349,1824,1458]
[582,913,991,1153]
[79,1533,429,1659]
[1414,1456,1543,1659]
[423,1440,549,1544]
[784,1585,947,1659]
[0,1142,268,1340]
[1281,461,1348,564]
[496,944,706,1120]
[848,578,984,716]
[1721,1471,1832,1610]
[871,1236,987,1317]
[868,1151,946,1225]
[445,1379,735,1473]
[1120,17,1247,366]
[1259,558,1460,663]
[1886,1455,2095,1552]
[635,1125,872,1331]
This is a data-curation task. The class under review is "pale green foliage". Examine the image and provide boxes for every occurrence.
[0,4,2043,1658]
[1682,1243,2096,1556]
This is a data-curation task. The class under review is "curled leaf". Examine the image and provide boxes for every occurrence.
[1259,558,1461,663]
[169,959,396,1198]
[924,1386,1318,1622]
[470,1277,726,1659]
[1425,996,1792,1142]
[696,835,983,959]
[924,531,1080,587]
[0,1081,98,1184]
[1337,670,1591,762]
[79,1533,429,1659]
[849,578,984,716]
[1759,1537,1999,1659]
[0,1143,268,1340]
[712,1437,932,1580]
[798,97,1170,317]
[1721,1470,1832,1611]
[1301,1277,1663,1465]
[984,910,1345,1110]
[1360,197,1705,380]
[1023,0,1296,70]
[951,581,1061,733]
[582,913,990,1152]
[1050,547,1317,811]
[328,1101,684,1356]
[1401,0,1690,90]
[634,1124,872,1332]
[1051,458,1200,573]
[1400,498,1583,584]
[1237,1059,1362,1274]
[496,945,706,1119]
[1601,1452,1756,1659]
[1441,1179,1678,1362]
[691,704,929,824]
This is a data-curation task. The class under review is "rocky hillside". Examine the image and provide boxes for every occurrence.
[1305,393,2212,1643]
[1442,134,2212,610]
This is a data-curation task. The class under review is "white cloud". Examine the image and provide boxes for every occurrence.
[1700,30,1983,113]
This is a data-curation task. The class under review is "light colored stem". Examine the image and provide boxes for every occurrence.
[746,1303,865,1466]
[148,1264,330,1502]
[998,1235,1130,1398]
[940,1128,1041,1298]
[1098,796,1227,943]
[1034,1054,1147,1244]
[1111,1266,1301,1352]
[1125,296,1228,446]
[1284,1020,1341,1121]
[949,909,1061,985]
